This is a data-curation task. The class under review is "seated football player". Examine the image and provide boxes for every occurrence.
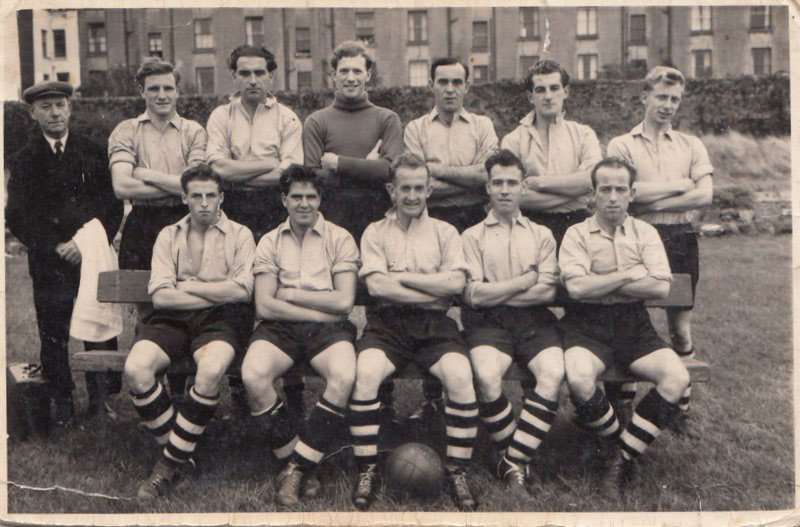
[123,164,255,500]
[240,164,359,507]
[461,149,563,497]
[348,153,479,512]
[559,157,691,498]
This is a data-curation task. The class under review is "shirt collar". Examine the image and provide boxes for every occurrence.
[587,214,633,235]
[137,111,183,129]
[385,206,430,228]
[175,210,232,234]
[631,121,673,140]
[520,110,565,127]
[278,212,326,237]
[43,132,68,153]
[431,106,472,124]
[230,93,277,110]
[484,208,525,227]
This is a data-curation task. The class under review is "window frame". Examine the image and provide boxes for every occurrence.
[519,7,539,40]
[407,10,428,44]
[692,49,712,78]
[408,59,429,86]
[193,18,214,51]
[472,20,489,51]
[752,47,772,76]
[576,7,598,39]
[87,23,107,55]
[195,66,215,95]
[355,11,376,46]
[690,6,713,35]
[629,14,646,44]
[750,6,771,31]
[576,53,598,80]
[53,29,66,58]
[148,32,163,58]
[245,17,265,47]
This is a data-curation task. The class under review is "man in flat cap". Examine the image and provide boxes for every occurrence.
[6,81,123,426]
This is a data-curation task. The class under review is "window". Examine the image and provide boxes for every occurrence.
[41,30,47,58]
[148,33,163,58]
[472,21,488,50]
[692,49,712,78]
[56,72,69,82]
[750,6,771,30]
[194,18,213,50]
[752,48,771,75]
[519,7,539,39]
[577,54,598,80]
[473,65,489,84]
[296,27,311,57]
[690,7,712,33]
[88,23,106,54]
[43,73,50,81]
[520,55,539,77]
[630,15,646,44]
[53,29,66,58]
[409,60,428,86]
[355,11,375,46]
[577,8,597,38]
[408,11,427,43]
[195,67,214,94]
[88,70,105,85]
[297,71,312,91]
[245,17,264,46]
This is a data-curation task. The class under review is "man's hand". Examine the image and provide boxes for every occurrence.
[518,269,539,290]
[524,176,544,191]
[366,139,383,160]
[276,287,295,302]
[525,166,541,179]
[678,178,696,193]
[56,240,81,265]
[321,152,339,171]
[176,280,196,293]
[624,264,649,282]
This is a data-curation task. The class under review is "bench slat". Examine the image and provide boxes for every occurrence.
[72,350,710,383]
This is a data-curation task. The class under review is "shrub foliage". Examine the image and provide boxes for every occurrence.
[4,76,788,158]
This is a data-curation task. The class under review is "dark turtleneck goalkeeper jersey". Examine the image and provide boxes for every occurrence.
[302,92,404,243]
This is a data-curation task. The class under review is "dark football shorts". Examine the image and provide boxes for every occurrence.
[356,306,468,373]
[654,223,699,310]
[462,304,562,366]
[561,302,671,371]
[248,319,356,364]
[133,303,252,362]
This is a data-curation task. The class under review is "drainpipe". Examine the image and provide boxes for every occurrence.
[666,7,672,65]
[169,9,175,63]
[446,8,452,57]
[122,9,130,69]
[490,7,497,81]
[620,7,626,74]
[282,8,291,89]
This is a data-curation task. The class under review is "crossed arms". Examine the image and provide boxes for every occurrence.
[255,272,357,323]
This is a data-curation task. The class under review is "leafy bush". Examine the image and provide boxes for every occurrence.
[4,75,788,160]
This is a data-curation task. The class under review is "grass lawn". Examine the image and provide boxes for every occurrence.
[3,235,793,514]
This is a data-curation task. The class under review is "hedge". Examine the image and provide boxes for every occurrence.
[4,75,788,159]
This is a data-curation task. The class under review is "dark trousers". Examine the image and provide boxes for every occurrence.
[28,251,121,400]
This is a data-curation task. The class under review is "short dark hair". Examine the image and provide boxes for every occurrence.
[590,157,637,188]
[229,44,278,73]
[135,59,180,88]
[430,57,470,82]
[484,149,525,180]
[279,164,322,195]
[180,163,222,193]
[330,41,374,72]
[389,152,429,182]
[523,59,570,92]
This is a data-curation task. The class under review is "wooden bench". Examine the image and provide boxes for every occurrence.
[72,270,710,383]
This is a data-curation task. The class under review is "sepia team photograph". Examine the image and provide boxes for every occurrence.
[0,1,795,526]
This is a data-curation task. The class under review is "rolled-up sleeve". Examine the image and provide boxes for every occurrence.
[605,136,629,162]
[205,107,231,165]
[500,127,523,159]
[640,223,672,282]
[461,229,484,284]
[577,125,603,172]
[148,227,177,296]
[186,122,209,167]
[689,136,714,181]
[439,224,468,276]
[332,231,360,275]
[558,226,592,285]
[108,120,137,168]
[535,228,559,286]
[230,227,256,297]
[475,116,499,164]
[280,108,304,164]
[253,231,280,277]
[359,224,388,279]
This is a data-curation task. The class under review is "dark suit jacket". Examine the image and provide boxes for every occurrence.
[6,131,123,257]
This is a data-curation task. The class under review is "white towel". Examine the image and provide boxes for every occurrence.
[70,218,123,342]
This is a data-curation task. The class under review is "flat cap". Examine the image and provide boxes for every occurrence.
[22,81,73,104]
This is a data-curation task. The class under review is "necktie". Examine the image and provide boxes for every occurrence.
[54,140,63,158]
